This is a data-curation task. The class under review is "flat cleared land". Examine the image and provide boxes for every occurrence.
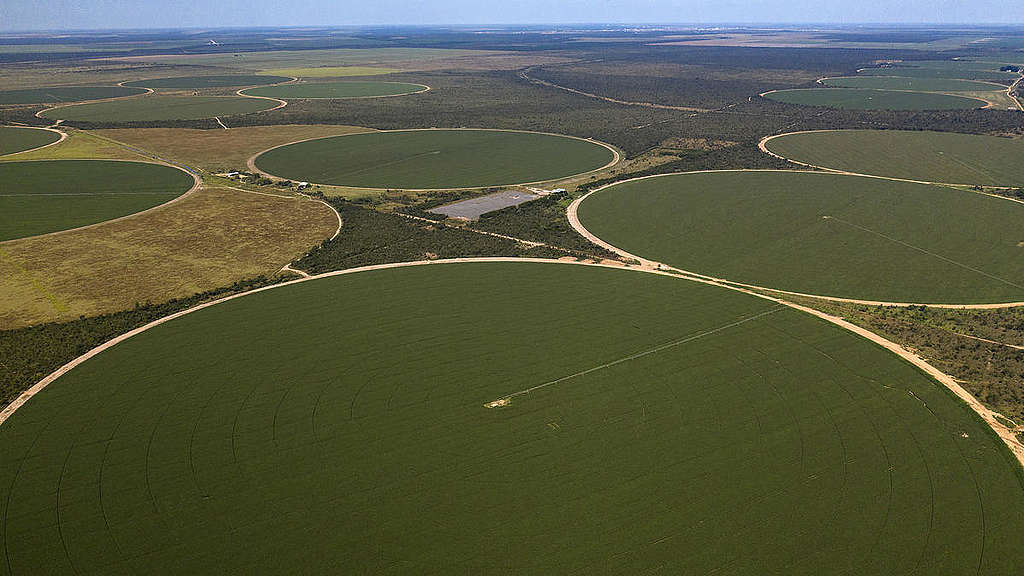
[0,85,147,104]
[95,125,373,172]
[0,186,335,328]
[2,261,1021,574]
[0,127,60,156]
[121,75,292,88]
[859,61,1020,81]
[39,95,279,122]
[254,129,616,189]
[263,66,400,77]
[577,171,1024,303]
[0,160,193,241]
[821,76,1003,92]
[241,81,426,99]
[764,88,986,109]
[765,130,1024,187]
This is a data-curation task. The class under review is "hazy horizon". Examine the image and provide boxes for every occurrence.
[4,0,1024,33]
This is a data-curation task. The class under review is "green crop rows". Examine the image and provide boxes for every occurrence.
[254,129,615,189]
[2,261,1021,574]
[122,75,291,88]
[241,80,426,99]
[821,76,1003,92]
[0,85,147,105]
[765,130,1024,187]
[38,95,279,122]
[0,127,60,157]
[0,160,193,241]
[577,171,1024,303]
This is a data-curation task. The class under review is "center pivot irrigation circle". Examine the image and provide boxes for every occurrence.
[252,129,619,190]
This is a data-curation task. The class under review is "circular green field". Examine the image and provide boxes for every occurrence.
[765,130,1024,187]
[577,171,1024,303]
[0,126,61,156]
[38,95,279,122]
[0,160,194,241]
[240,80,427,99]
[122,75,292,89]
[0,86,147,105]
[821,76,1003,92]
[2,261,1021,574]
[763,88,986,110]
[254,129,617,189]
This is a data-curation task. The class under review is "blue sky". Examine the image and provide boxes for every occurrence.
[3,0,1023,31]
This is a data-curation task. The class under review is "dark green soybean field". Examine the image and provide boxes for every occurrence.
[241,80,427,99]
[0,160,193,241]
[1,261,1021,574]
[254,129,616,189]
[577,171,1024,303]
[0,127,61,157]
[763,88,986,110]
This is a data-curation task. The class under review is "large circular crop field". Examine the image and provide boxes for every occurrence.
[0,126,61,156]
[763,88,986,110]
[821,76,1004,92]
[38,95,280,122]
[122,75,292,89]
[2,261,1021,574]
[254,129,617,189]
[764,130,1024,187]
[577,171,1024,303]
[240,80,428,99]
[0,160,195,241]
[0,85,147,105]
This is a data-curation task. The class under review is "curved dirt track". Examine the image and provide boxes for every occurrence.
[239,80,431,101]
[3,256,1022,470]
[34,83,154,120]
[247,127,622,192]
[567,170,1024,309]
[0,125,67,157]
[759,131,1024,206]
[0,158,202,246]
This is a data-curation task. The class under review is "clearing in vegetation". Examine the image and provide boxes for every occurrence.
[0,126,61,156]
[0,85,147,104]
[0,160,194,242]
[576,171,1024,303]
[94,125,374,172]
[253,129,616,190]
[38,95,279,122]
[262,66,401,77]
[858,60,1021,81]
[121,75,292,88]
[763,130,1024,187]
[241,80,427,99]
[820,76,1005,92]
[0,186,335,329]
[763,87,986,109]
[1,260,1021,574]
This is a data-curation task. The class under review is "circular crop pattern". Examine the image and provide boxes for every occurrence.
[0,160,195,241]
[2,261,1021,574]
[0,126,61,156]
[577,171,1024,303]
[763,88,986,110]
[122,75,292,89]
[763,130,1024,187]
[820,76,1004,92]
[38,95,280,122]
[253,129,617,189]
[0,85,148,105]
[240,80,428,99]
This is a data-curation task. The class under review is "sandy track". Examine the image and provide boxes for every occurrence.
[34,83,155,120]
[0,125,67,157]
[3,255,1021,470]
[0,158,201,246]
[758,130,1024,206]
[519,67,710,113]
[566,170,1024,309]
